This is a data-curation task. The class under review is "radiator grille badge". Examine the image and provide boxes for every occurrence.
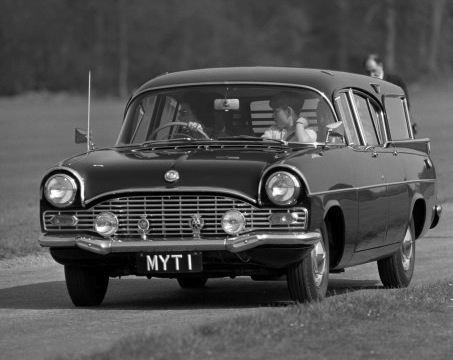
[189,214,204,239]
[137,215,150,241]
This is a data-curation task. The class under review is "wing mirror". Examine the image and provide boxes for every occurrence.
[325,121,346,145]
[75,128,95,150]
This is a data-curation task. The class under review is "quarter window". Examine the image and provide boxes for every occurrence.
[384,97,410,140]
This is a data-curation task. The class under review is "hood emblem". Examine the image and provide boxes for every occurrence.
[164,170,179,183]
[189,214,204,239]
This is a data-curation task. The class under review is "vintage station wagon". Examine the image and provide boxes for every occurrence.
[39,67,441,306]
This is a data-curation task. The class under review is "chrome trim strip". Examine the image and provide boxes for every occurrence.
[39,231,321,255]
[309,178,437,197]
[85,187,258,206]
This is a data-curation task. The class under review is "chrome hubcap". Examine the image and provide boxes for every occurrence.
[311,238,327,287]
[401,227,413,271]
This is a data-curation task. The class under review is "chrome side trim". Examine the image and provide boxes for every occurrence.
[309,178,437,197]
[39,231,321,255]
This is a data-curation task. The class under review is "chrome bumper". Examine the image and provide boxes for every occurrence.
[39,231,321,255]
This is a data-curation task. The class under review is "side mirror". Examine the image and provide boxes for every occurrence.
[325,121,346,145]
[75,128,95,150]
[75,128,88,144]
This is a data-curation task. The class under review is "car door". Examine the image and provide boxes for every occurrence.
[335,91,387,251]
[350,91,409,250]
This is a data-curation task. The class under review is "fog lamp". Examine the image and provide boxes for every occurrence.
[222,210,246,235]
[95,212,118,237]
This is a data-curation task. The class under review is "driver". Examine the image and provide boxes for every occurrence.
[177,102,206,134]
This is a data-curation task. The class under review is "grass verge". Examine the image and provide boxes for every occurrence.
[57,281,453,360]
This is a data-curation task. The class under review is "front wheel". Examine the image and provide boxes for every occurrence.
[287,222,330,302]
[64,265,109,306]
[377,219,415,288]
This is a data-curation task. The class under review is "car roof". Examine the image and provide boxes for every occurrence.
[132,66,405,101]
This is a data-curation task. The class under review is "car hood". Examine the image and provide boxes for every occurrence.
[56,144,308,205]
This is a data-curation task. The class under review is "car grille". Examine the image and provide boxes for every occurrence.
[43,195,308,240]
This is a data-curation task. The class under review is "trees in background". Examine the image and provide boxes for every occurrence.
[0,0,451,97]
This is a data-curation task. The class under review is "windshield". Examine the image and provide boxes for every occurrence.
[117,85,337,145]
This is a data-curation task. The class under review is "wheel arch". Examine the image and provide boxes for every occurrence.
[323,203,345,268]
[412,197,426,240]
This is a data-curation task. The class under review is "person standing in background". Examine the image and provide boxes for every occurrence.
[363,53,417,134]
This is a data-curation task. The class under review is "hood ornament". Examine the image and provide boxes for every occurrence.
[164,170,179,183]
[189,214,204,239]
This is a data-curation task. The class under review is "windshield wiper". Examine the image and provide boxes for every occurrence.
[140,138,196,147]
[217,135,287,145]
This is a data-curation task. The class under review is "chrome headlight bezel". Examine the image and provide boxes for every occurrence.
[44,174,78,208]
[265,171,301,206]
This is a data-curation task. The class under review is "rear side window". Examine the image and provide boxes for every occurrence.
[353,94,381,145]
[384,97,410,140]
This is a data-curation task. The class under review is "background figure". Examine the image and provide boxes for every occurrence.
[363,53,417,134]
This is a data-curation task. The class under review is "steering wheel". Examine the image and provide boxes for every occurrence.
[149,121,210,140]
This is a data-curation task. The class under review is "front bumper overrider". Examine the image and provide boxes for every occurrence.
[39,231,321,255]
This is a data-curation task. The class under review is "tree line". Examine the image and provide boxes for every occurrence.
[0,0,451,97]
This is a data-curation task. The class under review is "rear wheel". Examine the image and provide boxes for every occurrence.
[64,265,109,306]
[287,222,330,302]
[177,275,208,289]
[378,219,415,288]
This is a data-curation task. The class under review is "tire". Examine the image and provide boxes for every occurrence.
[64,265,109,306]
[377,219,415,288]
[177,275,208,289]
[287,222,330,302]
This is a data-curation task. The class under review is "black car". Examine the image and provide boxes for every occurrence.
[39,67,441,306]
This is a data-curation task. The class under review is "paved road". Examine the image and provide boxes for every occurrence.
[1,206,452,360]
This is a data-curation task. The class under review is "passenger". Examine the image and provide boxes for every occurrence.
[263,91,317,142]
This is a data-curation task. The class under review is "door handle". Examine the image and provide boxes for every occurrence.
[365,146,378,157]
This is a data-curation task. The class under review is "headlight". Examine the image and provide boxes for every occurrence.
[222,210,246,235]
[95,212,119,237]
[44,174,77,208]
[265,171,301,205]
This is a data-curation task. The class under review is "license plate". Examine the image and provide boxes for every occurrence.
[136,252,203,274]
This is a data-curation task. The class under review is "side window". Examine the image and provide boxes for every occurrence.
[384,96,410,140]
[250,100,273,135]
[335,92,360,145]
[153,97,177,140]
[130,96,157,143]
[353,94,381,145]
